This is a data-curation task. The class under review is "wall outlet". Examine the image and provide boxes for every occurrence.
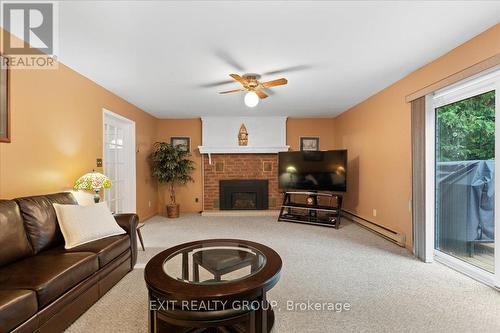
[148,201,151,208]
[372,209,377,217]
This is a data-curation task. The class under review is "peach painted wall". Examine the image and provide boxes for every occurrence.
[155,119,203,214]
[286,118,336,151]
[0,29,159,221]
[334,24,500,248]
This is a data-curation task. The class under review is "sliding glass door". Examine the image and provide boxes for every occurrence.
[432,67,499,286]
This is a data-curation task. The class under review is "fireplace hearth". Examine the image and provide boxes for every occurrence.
[219,180,269,210]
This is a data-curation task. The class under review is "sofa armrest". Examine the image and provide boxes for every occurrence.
[114,213,139,269]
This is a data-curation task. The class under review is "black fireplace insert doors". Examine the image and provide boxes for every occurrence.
[219,180,269,210]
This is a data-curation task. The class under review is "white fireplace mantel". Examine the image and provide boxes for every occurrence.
[198,116,289,163]
[198,146,289,154]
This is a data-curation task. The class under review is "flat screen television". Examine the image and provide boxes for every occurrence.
[278,150,347,192]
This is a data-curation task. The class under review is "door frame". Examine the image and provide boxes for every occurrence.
[102,108,137,213]
[424,66,500,288]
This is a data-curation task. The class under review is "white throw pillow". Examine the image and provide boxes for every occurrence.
[53,202,125,249]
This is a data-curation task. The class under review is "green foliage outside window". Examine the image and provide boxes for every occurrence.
[436,90,495,162]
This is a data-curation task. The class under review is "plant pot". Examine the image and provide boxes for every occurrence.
[166,204,180,218]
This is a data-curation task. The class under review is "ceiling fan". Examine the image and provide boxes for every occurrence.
[219,74,288,107]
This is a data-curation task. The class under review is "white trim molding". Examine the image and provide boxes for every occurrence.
[199,146,289,164]
[198,146,289,154]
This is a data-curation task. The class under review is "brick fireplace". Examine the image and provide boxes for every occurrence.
[203,154,281,210]
[199,116,289,211]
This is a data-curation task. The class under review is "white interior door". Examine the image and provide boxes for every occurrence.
[103,109,136,214]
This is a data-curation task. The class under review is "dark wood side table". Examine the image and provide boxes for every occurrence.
[144,239,282,333]
[192,248,261,282]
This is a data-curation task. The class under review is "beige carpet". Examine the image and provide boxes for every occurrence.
[66,214,500,333]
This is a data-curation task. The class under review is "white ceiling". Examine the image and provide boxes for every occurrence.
[7,1,500,118]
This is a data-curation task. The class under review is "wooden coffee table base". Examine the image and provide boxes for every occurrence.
[145,240,282,333]
[153,308,275,333]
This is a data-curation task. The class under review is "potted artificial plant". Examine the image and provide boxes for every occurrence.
[150,142,195,218]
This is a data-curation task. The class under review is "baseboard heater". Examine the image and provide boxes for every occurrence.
[341,210,406,247]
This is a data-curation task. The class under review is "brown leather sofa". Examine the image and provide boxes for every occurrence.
[0,192,138,333]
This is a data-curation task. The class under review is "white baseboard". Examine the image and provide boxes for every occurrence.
[342,210,406,247]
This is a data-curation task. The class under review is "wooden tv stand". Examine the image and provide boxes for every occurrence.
[278,191,343,229]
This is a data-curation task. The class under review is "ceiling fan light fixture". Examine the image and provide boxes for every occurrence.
[244,91,259,108]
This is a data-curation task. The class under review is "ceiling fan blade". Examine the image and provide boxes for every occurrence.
[255,89,268,99]
[261,78,288,88]
[263,65,311,76]
[215,50,245,71]
[229,74,247,85]
[219,88,244,94]
[199,79,235,88]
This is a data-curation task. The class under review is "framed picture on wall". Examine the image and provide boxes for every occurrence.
[0,54,10,143]
[171,137,191,152]
[300,137,319,151]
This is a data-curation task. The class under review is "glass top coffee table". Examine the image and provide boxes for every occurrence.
[145,239,282,333]
[164,241,266,284]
